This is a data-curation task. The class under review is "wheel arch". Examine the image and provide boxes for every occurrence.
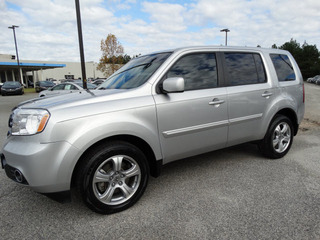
[71,134,162,188]
[271,108,299,136]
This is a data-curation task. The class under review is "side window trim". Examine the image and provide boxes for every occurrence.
[216,52,227,87]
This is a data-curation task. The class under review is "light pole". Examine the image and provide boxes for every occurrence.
[220,28,230,46]
[8,25,22,83]
[75,0,87,89]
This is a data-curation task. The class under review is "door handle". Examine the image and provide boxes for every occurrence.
[262,91,273,98]
[209,98,225,106]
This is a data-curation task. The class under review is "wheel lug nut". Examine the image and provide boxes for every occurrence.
[112,182,116,187]
[121,174,125,178]
[119,181,123,185]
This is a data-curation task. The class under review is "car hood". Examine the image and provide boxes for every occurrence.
[2,86,21,89]
[17,89,127,110]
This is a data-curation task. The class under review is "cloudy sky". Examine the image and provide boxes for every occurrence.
[1,0,320,62]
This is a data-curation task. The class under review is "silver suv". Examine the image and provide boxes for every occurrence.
[1,46,305,214]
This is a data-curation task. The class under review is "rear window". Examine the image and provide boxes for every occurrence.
[224,53,267,86]
[270,54,296,81]
[40,81,55,87]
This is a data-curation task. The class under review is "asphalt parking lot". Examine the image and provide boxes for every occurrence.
[1,83,320,239]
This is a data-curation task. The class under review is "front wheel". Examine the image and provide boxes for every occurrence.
[259,115,294,159]
[76,141,149,214]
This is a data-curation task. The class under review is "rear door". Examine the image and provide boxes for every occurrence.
[222,52,274,146]
[153,52,228,163]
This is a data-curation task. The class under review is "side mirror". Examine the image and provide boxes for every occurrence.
[162,77,185,93]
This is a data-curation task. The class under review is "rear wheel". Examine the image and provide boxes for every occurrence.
[76,141,149,214]
[259,115,294,159]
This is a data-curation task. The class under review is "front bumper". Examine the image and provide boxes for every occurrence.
[2,89,22,95]
[1,137,80,193]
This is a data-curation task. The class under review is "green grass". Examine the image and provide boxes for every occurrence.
[24,88,36,93]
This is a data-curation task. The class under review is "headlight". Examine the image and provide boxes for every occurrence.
[11,109,50,136]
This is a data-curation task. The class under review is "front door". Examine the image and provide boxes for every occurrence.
[153,52,228,163]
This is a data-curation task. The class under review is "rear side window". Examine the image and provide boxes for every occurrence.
[270,54,296,81]
[166,53,218,91]
[224,53,267,86]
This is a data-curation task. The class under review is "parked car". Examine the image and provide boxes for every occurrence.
[307,75,320,84]
[39,82,96,97]
[92,79,106,86]
[69,80,96,88]
[49,79,60,85]
[1,46,305,214]
[1,81,24,96]
[35,81,55,92]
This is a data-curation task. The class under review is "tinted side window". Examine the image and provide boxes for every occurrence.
[166,53,218,91]
[225,53,266,86]
[64,84,77,90]
[270,54,296,81]
[53,84,65,90]
[70,85,78,90]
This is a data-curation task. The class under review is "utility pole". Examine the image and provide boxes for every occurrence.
[8,25,23,84]
[75,0,87,89]
[220,28,230,46]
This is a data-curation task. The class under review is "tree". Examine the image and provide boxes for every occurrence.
[271,44,278,49]
[272,39,320,79]
[97,34,124,77]
[279,39,303,64]
[300,42,320,78]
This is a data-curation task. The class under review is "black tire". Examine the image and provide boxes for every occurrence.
[76,141,149,214]
[259,115,294,159]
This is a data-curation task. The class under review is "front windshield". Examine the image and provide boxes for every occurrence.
[4,82,20,87]
[98,52,172,90]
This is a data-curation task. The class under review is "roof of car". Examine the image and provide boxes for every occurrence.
[146,45,290,56]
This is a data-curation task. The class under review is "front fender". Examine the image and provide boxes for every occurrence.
[46,106,162,182]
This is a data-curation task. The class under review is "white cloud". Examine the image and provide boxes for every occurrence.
[1,0,320,63]
[142,2,187,32]
[186,0,320,48]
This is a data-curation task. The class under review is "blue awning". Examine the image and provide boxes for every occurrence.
[0,62,66,69]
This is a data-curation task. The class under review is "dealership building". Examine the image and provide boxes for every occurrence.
[0,54,105,86]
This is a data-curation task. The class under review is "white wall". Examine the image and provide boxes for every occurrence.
[0,54,107,82]
[29,61,105,81]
